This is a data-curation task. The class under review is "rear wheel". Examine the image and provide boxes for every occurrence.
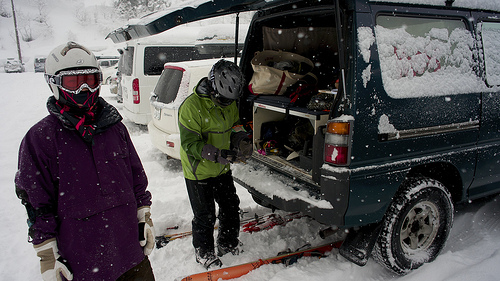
[375,177,454,275]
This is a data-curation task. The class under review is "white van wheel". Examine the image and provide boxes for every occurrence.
[375,177,454,275]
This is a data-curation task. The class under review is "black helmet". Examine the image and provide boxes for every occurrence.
[209,59,245,107]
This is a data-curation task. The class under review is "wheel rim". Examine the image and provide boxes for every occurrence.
[399,201,440,255]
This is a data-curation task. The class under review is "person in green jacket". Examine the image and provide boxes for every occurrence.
[178,60,252,270]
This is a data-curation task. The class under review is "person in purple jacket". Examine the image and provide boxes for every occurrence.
[15,41,156,281]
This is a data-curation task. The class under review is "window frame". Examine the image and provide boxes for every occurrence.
[479,20,500,87]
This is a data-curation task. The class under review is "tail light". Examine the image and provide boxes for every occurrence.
[132,78,140,104]
[324,120,352,165]
[166,141,175,148]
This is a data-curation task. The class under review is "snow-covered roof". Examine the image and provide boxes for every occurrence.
[124,23,246,46]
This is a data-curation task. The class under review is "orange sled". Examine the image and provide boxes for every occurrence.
[178,241,343,281]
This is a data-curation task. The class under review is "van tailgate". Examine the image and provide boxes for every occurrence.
[233,155,354,226]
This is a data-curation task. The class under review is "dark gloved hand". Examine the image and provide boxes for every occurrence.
[220,149,238,164]
[237,139,253,161]
[202,144,233,165]
[202,144,219,162]
[231,131,253,162]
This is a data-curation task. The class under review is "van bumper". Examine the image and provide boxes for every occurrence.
[232,159,350,226]
[122,105,151,125]
[147,121,181,159]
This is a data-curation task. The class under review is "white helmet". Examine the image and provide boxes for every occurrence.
[45,41,100,100]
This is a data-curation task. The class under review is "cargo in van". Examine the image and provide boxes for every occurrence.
[107,0,500,275]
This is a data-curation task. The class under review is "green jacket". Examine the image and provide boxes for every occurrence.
[178,77,240,180]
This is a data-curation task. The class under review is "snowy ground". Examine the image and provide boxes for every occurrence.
[2,72,500,281]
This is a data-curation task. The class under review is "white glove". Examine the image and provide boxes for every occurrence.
[33,238,73,281]
[138,206,155,255]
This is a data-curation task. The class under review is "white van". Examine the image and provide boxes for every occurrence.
[148,59,222,159]
[118,25,246,125]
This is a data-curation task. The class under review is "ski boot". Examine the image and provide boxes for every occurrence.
[195,248,222,270]
[217,241,243,257]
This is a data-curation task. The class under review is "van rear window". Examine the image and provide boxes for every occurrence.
[121,47,134,76]
[374,15,484,98]
[153,67,183,104]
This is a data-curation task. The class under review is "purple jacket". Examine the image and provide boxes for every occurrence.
[15,97,152,280]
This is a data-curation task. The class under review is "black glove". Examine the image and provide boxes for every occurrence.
[202,144,219,162]
[202,144,233,165]
[231,131,253,161]
[237,139,253,161]
[220,149,238,163]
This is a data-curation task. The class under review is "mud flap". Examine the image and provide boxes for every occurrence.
[339,223,382,266]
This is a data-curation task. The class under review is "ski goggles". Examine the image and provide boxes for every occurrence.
[45,68,102,94]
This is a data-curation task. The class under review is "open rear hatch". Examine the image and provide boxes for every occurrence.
[106,0,303,43]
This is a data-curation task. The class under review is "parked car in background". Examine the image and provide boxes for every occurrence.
[97,56,120,85]
[108,24,247,125]
[102,65,119,85]
[96,56,119,68]
[34,57,46,72]
[113,51,124,103]
[148,59,221,159]
[109,70,120,94]
[4,58,25,73]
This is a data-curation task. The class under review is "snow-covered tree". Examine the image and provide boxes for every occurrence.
[114,0,171,20]
[0,0,11,18]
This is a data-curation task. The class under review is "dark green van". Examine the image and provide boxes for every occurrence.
[107,0,500,274]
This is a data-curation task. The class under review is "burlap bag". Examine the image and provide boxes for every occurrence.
[249,50,315,95]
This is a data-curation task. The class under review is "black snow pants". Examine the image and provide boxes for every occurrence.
[185,171,240,254]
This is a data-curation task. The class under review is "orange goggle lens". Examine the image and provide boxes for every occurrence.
[61,73,101,91]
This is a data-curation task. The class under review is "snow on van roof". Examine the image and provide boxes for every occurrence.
[136,0,209,23]
[126,23,245,45]
[369,0,500,12]
[195,24,249,43]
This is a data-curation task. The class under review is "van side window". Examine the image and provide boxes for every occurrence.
[480,22,500,86]
[121,47,134,76]
[144,47,199,76]
[375,15,482,98]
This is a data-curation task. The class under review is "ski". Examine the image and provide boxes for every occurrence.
[242,212,304,233]
[175,241,343,281]
[156,212,304,249]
